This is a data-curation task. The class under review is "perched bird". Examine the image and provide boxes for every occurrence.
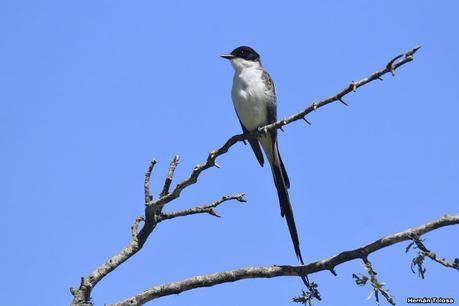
[221,46,305,264]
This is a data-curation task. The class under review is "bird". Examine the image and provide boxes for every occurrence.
[221,46,305,265]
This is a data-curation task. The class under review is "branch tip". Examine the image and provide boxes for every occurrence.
[405,45,422,57]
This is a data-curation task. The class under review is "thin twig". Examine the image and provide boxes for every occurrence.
[159,193,246,221]
[160,155,180,198]
[144,160,157,205]
[108,213,458,306]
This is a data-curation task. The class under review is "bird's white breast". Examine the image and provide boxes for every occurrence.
[231,66,269,131]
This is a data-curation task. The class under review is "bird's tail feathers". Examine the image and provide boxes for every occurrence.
[278,149,290,188]
[260,136,304,264]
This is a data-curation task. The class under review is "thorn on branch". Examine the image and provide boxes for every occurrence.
[302,117,312,125]
[329,268,337,276]
[338,97,349,106]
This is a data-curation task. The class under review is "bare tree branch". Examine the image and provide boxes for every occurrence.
[108,213,459,306]
[159,193,246,221]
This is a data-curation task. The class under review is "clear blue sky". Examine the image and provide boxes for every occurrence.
[1,1,458,305]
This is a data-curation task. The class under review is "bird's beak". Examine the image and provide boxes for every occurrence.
[221,54,235,60]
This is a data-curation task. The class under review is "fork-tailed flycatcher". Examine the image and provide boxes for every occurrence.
[221,46,305,265]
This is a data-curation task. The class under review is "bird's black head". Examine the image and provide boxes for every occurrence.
[221,46,260,61]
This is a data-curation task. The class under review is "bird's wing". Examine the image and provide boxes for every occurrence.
[262,70,290,187]
[261,70,303,263]
[238,118,264,166]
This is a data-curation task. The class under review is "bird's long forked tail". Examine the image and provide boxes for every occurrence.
[269,143,311,287]
[259,137,304,261]
[260,136,309,286]
[269,148,304,264]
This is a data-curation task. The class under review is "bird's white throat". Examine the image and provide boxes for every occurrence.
[229,57,263,73]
